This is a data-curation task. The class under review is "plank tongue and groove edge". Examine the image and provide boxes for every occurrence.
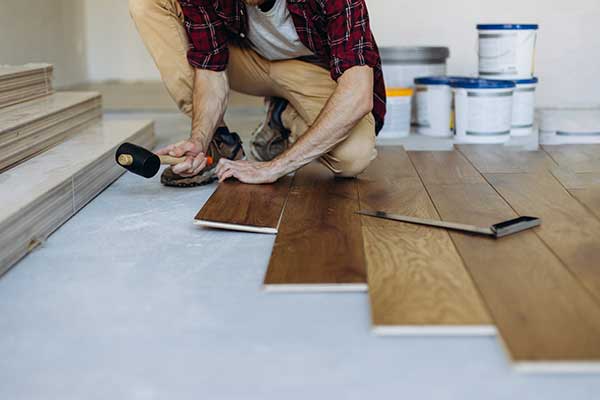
[0,92,102,171]
[457,145,600,304]
[358,147,493,335]
[263,162,367,291]
[0,64,53,108]
[0,119,155,277]
[409,151,600,373]
[194,176,293,234]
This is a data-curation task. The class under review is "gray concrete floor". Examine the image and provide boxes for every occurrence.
[1,111,599,400]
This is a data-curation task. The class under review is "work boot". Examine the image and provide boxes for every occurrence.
[250,97,291,161]
[160,127,245,188]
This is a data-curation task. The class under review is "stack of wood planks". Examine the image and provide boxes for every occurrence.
[0,64,53,108]
[0,64,155,276]
[195,144,600,372]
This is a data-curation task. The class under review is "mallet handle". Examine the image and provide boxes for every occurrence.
[158,155,187,165]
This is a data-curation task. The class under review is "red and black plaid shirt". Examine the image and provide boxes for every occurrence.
[178,0,386,132]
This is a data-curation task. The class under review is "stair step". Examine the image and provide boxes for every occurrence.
[0,118,155,276]
[0,64,53,109]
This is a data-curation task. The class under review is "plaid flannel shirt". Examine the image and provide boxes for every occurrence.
[178,0,386,132]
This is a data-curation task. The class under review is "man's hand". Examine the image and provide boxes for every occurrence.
[215,159,284,184]
[156,139,209,177]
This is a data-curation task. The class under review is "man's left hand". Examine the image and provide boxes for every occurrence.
[216,159,284,184]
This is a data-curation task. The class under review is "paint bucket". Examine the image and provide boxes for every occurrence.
[511,77,538,136]
[379,88,414,139]
[451,78,515,144]
[538,107,600,144]
[477,24,538,80]
[380,47,450,88]
[414,76,456,138]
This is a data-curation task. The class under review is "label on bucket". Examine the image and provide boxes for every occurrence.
[479,33,518,75]
[466,93,512,136]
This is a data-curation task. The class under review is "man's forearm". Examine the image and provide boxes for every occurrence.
[190,68,229,150]
[271,65,374,175]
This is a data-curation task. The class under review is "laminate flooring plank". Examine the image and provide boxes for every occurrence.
[194,177,293,234]
[408,151,600,371]
[543,144,600,173]
[408,151,485,185]
[485,172,600,303]
[264,162,366,291]
[457,144,557,174]
[359,147,493,335]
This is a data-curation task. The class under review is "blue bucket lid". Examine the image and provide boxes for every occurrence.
[478,24,539,30]
[450,78,516,89]
[414,76,461,85]
[513,77,539,84]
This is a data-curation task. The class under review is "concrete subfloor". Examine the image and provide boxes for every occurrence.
[1,110,599,400]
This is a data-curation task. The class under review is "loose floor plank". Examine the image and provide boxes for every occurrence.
[194,177,293,234]
[358,147,493,335]
[264,162,366,291]
[409,151,600,372]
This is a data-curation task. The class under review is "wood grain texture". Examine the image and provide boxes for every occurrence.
[457,144,557,174]
[195,176,293,233]
[263,162,366,291]
[409,151,485,184]
[359,147,493,335]
[543,144,600,173]
[485,172,600,303]
[409,151,600,370]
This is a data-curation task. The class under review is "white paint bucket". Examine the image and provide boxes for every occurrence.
[478,24,538,80]
[379,88,414,139]
[414,76,455,138]
[451,78,515,144]
[511,77,538,136]
[380,47,450,88]
[538,107,600,144]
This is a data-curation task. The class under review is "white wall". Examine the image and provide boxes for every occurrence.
[84,0,160,81]
[368,0,600,107]
[0,0,88,87]
[80,0,600,107]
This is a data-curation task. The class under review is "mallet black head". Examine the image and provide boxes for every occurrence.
[115,142,161,179]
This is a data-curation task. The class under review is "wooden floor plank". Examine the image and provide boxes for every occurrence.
[263,162,366,291]
[408,150,485,185]
[358,147,493,335]
[194,176,293,234]
[543,144,600,173]
[485,172,600,303]
[457,144,557,174]
[408,151,600,371]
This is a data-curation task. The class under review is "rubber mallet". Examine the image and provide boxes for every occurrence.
[115,142,213,178]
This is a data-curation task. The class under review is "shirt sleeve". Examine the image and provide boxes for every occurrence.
[178,0,229,71]
[324,0,379,80]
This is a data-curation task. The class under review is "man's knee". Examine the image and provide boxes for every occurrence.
[326,115,377,177]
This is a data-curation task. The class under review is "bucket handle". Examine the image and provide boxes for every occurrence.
[477,31,537,59]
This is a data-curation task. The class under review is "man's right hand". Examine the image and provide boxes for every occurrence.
[156,138,209,177]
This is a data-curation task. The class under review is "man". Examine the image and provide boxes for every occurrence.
[129,0,386,186]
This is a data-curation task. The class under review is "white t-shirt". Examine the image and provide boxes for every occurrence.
[245,0,313,61]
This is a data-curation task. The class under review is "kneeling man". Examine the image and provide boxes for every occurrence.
[129,0,386,186]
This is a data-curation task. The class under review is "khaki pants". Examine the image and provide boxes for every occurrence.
[129,0,377,176]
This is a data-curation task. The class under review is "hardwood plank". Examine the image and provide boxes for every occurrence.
[194,176,293,234]
[409,151,485,184]
[409,151,600,371]
[358,147,493,335]
[485,172,600,303]
[543,144,600,173]
[569,188,600,220]
[264,162,366,291]
[457,144,557,174]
